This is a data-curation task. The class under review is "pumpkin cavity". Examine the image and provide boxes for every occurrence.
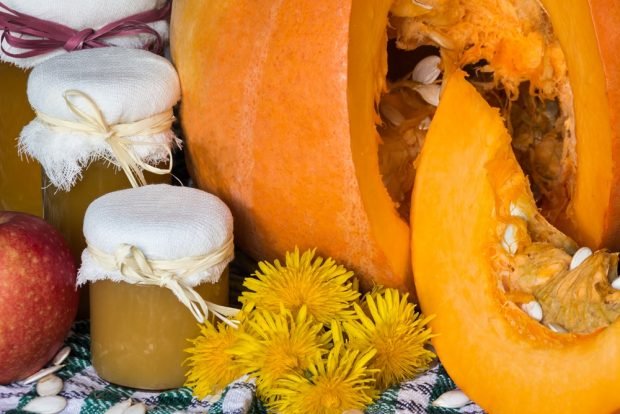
[377,0,575,225]
[492,176,620,334]
[504,236,620,334]
[377,45,439,221]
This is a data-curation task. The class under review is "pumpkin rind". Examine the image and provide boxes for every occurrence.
[171,0,412,292]
[412,72,620,414]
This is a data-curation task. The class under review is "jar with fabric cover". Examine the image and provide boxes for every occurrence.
[0,0,171,216]
[79,184,235,390]
[19,46,180,318]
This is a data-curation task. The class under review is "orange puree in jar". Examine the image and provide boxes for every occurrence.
[90,270,229,390]
[0,63,41,216]
[43,161,170,318]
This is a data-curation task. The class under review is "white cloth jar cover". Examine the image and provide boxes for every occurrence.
[0,0,170,68]
[18,47,181,191]
[79,184,237,324]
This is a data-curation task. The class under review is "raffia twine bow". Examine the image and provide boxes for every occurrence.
[88,237,240,326]
[0,1,170,58]
[36,90,174,188]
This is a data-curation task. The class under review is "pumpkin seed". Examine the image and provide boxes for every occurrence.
[569,247,593,270]
[414,84,441,107]
[611,277,620,290]
[431,389,471,408]
[412,0,433,10]
[546,323,567,333]
[51,346,71,366]
[21,365,65,385]
[124,403,147,414]
[36,375,63,397]
[380,102,405,126]
[428,31,454,49]
[22,396,67,414]
[521,300,543,321]
[418,116,431,130]
[501,223,519,254]
[509,202,528,220]
[103,399,132,414]
[411,56,441,85]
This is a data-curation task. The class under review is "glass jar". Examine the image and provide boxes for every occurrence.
[0,0,171,216]
[80,184,235,390]
[0,63,41,215]
[43,162,170,319]
[20,47,181,320]
[90,270,229,390]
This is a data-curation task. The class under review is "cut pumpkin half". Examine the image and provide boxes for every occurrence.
[171,0,620,292]
[413,71,620,414]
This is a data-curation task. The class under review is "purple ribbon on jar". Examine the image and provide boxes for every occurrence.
[0,1,171,58]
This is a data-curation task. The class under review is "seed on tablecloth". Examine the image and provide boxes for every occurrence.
[22,396,67,414]
[51,346,71,366]
[123,402,147,414]
[36,374,63,397]
[431,389,471,408]
[21,365,65,385]
[103,398,132,414]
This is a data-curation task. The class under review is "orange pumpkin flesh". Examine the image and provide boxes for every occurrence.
[171,0,620,292]
[412,71,620,414]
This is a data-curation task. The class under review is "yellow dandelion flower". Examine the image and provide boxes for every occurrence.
[240,248,359,323]
[230,305,329,398]
[330,319,345,345]
[184,321,244,398]
[270,344,377,414]
[344,288,435,389]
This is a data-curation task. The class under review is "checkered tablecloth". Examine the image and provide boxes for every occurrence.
[0,322,484,414]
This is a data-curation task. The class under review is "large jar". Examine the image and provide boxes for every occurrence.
[79,184,235,390]
[0,0,171,215]
[19,47,181,317]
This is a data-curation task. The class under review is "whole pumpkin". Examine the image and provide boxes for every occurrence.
[171,0,411,291]
[171,0,620,292]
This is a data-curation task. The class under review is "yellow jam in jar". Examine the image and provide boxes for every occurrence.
[0,63,41,215]
[90,270,230,390]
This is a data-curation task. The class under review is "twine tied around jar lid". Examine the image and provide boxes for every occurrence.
[35,89,174,188]
[87,235,240,326]
[0,1,170,58]
[19,47,181,190]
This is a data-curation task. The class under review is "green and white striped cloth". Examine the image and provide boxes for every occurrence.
[0,322,484,414]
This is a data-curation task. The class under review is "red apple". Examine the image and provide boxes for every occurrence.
[0,211,78,384]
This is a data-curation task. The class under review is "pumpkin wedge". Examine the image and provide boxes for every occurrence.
[171,0,620,292]
[413,71,620,414]
[539,0,620,249]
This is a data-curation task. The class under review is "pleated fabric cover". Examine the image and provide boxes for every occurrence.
[18,47,180,190]
[78,184,234,287]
